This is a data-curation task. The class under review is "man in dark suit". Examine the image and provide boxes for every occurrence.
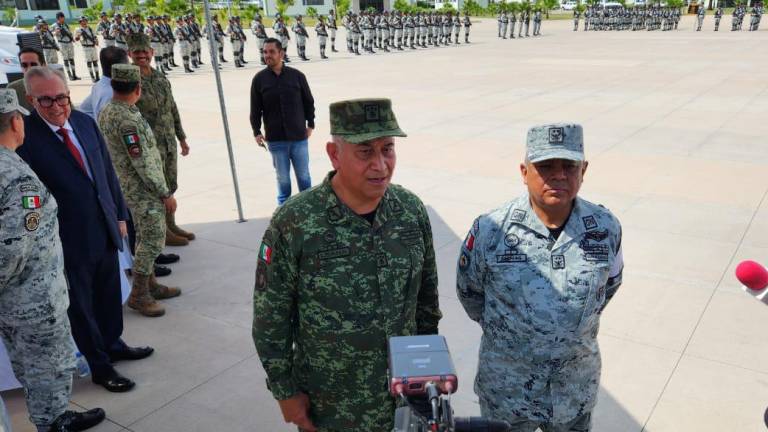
[17,67,154,393]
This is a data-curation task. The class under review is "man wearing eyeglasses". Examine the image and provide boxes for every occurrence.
[17,66,154,395]
[7,47,46,112]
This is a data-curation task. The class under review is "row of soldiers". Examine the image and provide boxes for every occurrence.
[497,10,543,38]
[704,4,764,31]
[342,11,474,56]
[573,6,682,31]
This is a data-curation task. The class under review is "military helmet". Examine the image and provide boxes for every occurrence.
[115,13,122,18]
[55,11,65,18]
[37,19,47,25]
[78,16,87,22]
[100,11,107,17]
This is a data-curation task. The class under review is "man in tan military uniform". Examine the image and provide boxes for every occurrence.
[253,98,442,432]
[127,32,195,247]
[98,64,181,318]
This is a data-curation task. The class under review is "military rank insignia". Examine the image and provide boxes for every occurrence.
[22,195,41,209]
[259,242,272,264]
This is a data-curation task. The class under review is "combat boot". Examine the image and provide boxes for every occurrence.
[149,274,181,300]
[165,229,189,246]
[220,55,228,63]
[128,274,165,317]
[184,63,194,73]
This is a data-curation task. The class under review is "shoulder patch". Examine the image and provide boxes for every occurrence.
[22,195,41,209]
[258,242,272,264]
[24,212,40,231]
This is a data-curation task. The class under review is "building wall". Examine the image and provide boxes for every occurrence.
[262,0,336,17]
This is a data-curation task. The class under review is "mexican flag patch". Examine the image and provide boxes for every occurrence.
[259,243,272,264]
[122,133,140,146]
[464,233,475,251]
[22,195,41,209]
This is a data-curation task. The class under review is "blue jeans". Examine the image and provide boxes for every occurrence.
[268,139,312,205]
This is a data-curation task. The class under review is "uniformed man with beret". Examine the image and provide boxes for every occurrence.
[0,89,106,432]
[98,64,181,318]
[457,123,624,432]
[127,32,195,247]
[253,98,442,432]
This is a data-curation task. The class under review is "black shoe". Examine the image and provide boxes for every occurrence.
[71,75,81,81]
[155,253,180,264]
[109,346,154,363]
[48,408,105,432]
[92,371,135,393]
[220,57,228,63]
[241,59,248,63]
[154,265,171,277]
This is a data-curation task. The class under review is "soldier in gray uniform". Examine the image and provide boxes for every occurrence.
[53,12,80,81]
[0,89,107,432]
[251,15,267,65]
[500,11,509,39]
[39,20,59,66]
[328,9,339,52]
[234,16,248,64]
[75,16,100,82]
[227,16,244,68]
[457,123,624,432]
[292,15,310,61]
[533,9,542,36]
[463,12,472,43]
[97,12,114,47]
[714,6,723,30]
[696,3,705,31]
[315,15,329,59]
[273,15,291,62]
[110,13,128,50]
[574,8,581,31]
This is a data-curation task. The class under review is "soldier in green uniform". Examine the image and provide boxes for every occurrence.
[126,32,195,247]
[98,64,181,318]
[253,98,442,432]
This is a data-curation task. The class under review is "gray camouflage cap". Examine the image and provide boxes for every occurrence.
[526,123,584,163]
[329,98,406,144]
[0,89,30,116]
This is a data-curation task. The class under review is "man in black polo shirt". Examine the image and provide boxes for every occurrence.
[250,37,315,205]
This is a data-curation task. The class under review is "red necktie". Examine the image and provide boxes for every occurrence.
[57,128,86,174]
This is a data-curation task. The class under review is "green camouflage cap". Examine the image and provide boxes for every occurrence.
[126,32,151,51]
[111,64,141,83]
[329,98,406,144]
[0,89,30,116]
[526,123,584,163]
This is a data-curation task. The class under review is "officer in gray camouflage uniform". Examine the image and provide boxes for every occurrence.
[52,12,80,81]
[98,64,181,318]
[39,20,60,66]
[457,123,624,432]
[253,98,442,432]
[0,89,106,432]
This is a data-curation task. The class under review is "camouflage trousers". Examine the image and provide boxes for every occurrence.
[156,135,179,194]
[81,46,98,62]
[479,397,592,432]
[128,200,166,276]
[0,311,75,428]
[43,48,58,65]
[59,42,74,61]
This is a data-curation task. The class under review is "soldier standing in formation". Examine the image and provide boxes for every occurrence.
[175,16,195,72]
[146,16,170,75]
[207,15,226,64]
[189,15,205,65]
[53,12,80,80]
[457,123,623,432]
[533,8,542,36]
[500,11,508,39]
[273,15,292,62]
[127,33,195,248]
[39,20,59,66]
[185,15,201,67]
[292,15,310,61]
[464,12,472,43]
[315,15,329,59]
[509,9,517,38]
[253,98,441,432]
[98,64,180,318]
[251,15,268,65]
[574,8,581,31]
[714,6,723,31]
[0,88,108,432]
[75,16,100,82]
[97,12,114,47]
[453,12,461,44]
[328,9,339,52]
[227,16,245,68]
[236,16,249,64]
[696,4,705,31]
[111,13,128,50]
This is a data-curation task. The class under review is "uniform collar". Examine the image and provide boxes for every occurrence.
[509,195,596,247]
[321,171,403,229]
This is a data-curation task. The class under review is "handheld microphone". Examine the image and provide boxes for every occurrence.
[735,260,768,304]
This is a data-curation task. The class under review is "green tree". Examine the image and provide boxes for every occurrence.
[461,0,483,15]
[276,0,294,22]
[439,2,456,13]
[2,7,16,25]
[336,0,350,15]
[306,6,318,17]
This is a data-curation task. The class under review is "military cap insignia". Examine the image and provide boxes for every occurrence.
[582,215,598,231]
[548,127,565,144]
[24,212,40,231]
[22,195,41,209]
[364,104,380,122]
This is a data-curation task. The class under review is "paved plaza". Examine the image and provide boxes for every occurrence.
[4,14,768,432]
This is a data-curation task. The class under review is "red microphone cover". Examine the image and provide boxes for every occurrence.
[735,260,768,291]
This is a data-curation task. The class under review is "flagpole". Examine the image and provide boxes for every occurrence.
[202,0,247,223]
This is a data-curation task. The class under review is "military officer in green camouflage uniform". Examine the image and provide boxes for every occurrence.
[98,64,181,318]
[127,32,195,247]
[0,89,106,432]
[457,124,624,432]
[253,98,442,432]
